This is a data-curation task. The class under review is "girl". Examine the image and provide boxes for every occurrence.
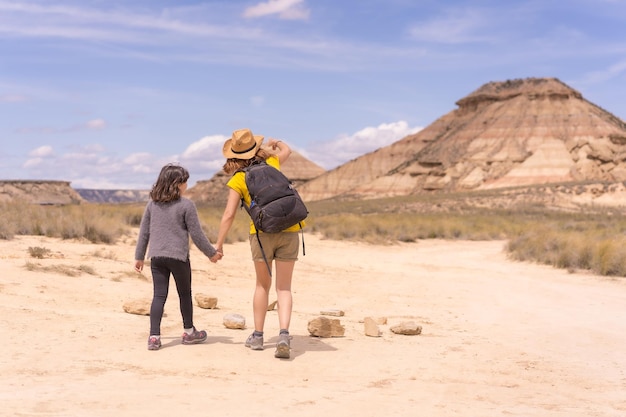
[135,163,222,351]
[216,128,302,359]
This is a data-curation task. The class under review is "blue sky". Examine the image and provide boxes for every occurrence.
[2,0,626,189]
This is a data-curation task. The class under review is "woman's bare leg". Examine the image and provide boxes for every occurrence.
[275,260,295,330]
[252,261,272,332]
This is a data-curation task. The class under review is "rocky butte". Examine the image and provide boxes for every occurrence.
[296,77,626,201]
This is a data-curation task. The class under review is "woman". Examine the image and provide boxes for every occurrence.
[216,128,302,359]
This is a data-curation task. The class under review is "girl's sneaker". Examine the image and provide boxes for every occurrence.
[182,327,207,345]
[245,333,264,350]
[147,336,161,351]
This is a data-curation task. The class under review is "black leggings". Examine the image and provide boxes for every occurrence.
[149,257,194,336]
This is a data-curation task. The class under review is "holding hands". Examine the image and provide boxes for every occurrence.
[210,249,223,263]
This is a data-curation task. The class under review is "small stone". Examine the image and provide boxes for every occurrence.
[390,321,422,335]
[123,299,151,315]
[364,317,382,337]
[320,309,345,317]
[195,293,218,309]
[307,316,345,338]
[223,313,246,329]
[267,300,277,311]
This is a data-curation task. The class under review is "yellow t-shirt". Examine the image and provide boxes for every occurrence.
[226,155,305,234]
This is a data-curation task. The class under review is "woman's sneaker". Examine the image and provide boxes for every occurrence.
[147,336,161,351]
[274,334,291,359]
[182,327,207,345]
[245,333,264,350]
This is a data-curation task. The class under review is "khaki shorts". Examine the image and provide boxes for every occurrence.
[249,232,300,263]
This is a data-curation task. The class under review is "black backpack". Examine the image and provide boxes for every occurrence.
[240,160,308,233]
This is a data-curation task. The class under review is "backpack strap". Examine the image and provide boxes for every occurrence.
[255,231,273,277]
[299,222,305,256]
[233,162,273,276]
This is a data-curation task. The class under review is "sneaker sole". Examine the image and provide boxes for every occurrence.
[182,337,207,345]
[182,332,207,345]
[274,342,290,358]
[245,336,264,350]
[247,344,264,350]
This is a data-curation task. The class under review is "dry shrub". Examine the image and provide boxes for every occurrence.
[24,262,96,277]
[507,229,626,277]
[592,239,626,276]
[0,201,143,243]
[91,248,118,260]
[28,246,51,259]
[197,204,249,243]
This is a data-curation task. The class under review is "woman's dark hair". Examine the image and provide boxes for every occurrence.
[150,164,189,202]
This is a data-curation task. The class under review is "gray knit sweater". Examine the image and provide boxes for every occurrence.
[134,197,217,262]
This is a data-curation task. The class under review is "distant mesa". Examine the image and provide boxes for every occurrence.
[0,181,151,205]
[0,180,83,205]
[296,77,626,201]
[76,189,150,204]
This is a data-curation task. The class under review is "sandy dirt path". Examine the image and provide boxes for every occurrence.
[1,234,625,416]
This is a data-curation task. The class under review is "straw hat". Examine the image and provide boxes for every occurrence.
[222,128,264,159]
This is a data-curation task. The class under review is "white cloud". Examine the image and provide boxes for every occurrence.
[23,157,43,168]
[68,119,106,132]
[15,119,108,135]
[580,59,626,84]
[123,152,155,165]
[181,134,227,159]
[86,119,106,130]
[243,0,310,20]
[131,164,154,174]
[29,145,54,157]
[305,121,422,170]
[408,8,497,44]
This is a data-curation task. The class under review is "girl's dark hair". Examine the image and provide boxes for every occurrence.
[222,148,271,175]
[150,164,190,202]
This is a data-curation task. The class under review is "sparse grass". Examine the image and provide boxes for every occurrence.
[112,271,149,282]
[24,262,96,277]
[6,193,626,277]
[196,204,250,243]
[0,200,144,243]
[90,248,118,260]
[507,227,626,277]
[78,264,97,275]
[28,246,51,259]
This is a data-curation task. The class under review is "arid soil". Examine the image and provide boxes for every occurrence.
[1,233,625,417]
